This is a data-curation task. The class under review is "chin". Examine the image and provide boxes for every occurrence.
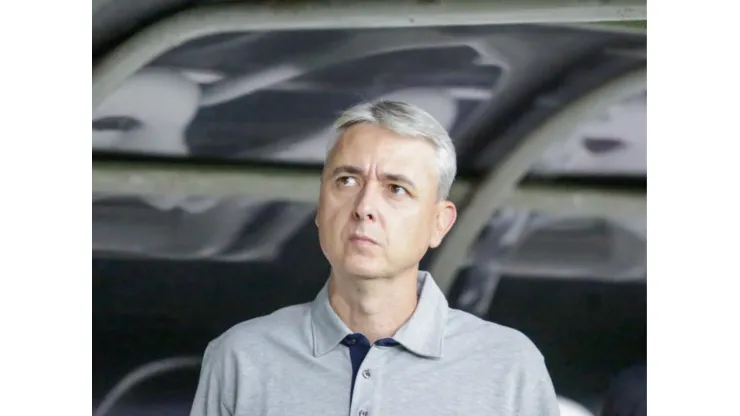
[342,258,388,279]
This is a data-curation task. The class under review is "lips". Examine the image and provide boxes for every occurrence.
[349,235,378,245]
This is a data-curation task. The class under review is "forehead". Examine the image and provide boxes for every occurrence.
[327,124,438,176]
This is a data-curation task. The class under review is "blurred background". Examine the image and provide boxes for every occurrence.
[93,3,646,415]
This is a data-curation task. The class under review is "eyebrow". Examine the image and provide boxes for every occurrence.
[330,165,364,178]
[329,164,418,190]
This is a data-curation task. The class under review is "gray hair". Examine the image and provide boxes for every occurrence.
[327,101,457,200]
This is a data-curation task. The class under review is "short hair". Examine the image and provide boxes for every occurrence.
[327,101,457,200]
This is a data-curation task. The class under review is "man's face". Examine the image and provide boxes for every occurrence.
[316,123,457,279]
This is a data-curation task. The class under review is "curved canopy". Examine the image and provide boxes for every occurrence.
[93,1,646,290]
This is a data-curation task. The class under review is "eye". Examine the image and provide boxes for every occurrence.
[336,176,358,187]
[388,184,409,196]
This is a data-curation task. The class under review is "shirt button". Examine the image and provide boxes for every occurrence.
[362,369,371,379]
[359,410,368,416]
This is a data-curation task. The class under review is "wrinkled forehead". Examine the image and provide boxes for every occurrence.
[326,124,439,181]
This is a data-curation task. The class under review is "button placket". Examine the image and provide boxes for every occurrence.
[351,346,385,416]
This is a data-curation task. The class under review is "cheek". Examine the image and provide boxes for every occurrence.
[317,201,348,247]
[316,215,337,263]
[387,208,432,247]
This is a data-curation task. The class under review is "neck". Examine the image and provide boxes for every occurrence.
[329,267,419,344]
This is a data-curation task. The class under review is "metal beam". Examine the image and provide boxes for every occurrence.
[502,183,645,223]
[92,0,646,108]
[91,160,474,203]
[92,160,644,223]
[544,19,646,34]
[428,68,647,294]
[93,161,325,202]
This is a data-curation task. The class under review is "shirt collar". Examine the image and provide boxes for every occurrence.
[391,271,448,358]
[309,270,448,359]
[310,279,353,358]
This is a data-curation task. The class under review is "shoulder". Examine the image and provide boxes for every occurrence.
[206,302,312,359]
[445,307,544,363]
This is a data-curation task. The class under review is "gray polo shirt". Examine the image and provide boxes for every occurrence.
[190,271,561,416]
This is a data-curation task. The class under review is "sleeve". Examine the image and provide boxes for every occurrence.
[516,354,561,416]
[189,339,234,416]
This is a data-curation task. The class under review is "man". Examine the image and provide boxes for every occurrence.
[189,101,560,416]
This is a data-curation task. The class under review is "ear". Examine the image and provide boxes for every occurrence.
[315,179,327,229]
[429,200,457,249]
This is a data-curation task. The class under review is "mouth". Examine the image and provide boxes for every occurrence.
[349,235,379,246]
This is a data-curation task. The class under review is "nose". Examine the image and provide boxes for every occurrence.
[352,185,379,222]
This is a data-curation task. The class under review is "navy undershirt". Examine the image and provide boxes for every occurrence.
[341,333,400,402]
